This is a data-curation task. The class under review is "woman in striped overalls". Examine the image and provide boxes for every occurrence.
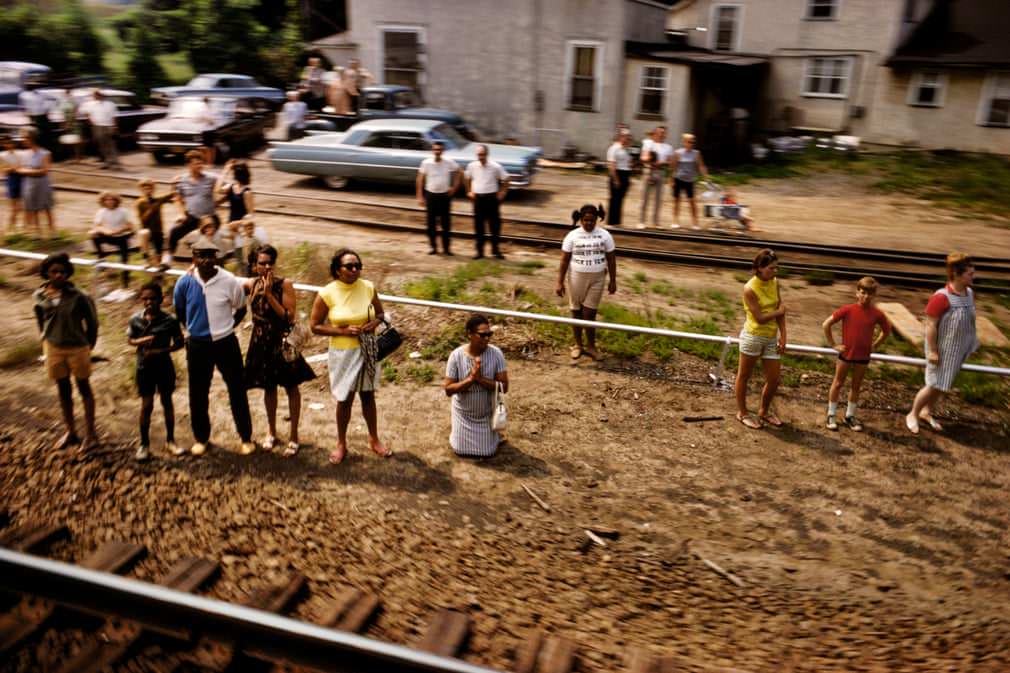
[906,253,978,434]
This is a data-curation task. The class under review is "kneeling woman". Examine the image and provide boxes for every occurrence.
[443,314,509,457]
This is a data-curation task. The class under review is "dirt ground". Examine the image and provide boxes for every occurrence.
[1,148,1009,672]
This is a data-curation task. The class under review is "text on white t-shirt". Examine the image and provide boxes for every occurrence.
[562,227,616,274]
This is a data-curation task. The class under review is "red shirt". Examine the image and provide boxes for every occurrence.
[832,303,891,361]
[924,284,965,320]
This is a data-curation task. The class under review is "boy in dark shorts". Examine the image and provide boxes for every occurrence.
[127,282,184,460]
[821,277,891,431]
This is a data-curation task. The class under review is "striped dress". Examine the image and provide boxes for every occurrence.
[925,286,979,392]
[446,344,507,457]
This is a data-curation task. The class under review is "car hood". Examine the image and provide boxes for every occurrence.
[139,117,213,133]
[396,106,462,122]
[447,142,542,168]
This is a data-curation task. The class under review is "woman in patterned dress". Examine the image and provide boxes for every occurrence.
[243,245,315,455]
[906,253,978,434]
[443,314,509,457]
[18,128,55,237]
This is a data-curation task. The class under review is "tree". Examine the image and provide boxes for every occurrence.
[126,17,170,100]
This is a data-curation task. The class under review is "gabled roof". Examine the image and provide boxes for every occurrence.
[888,0,1010,69]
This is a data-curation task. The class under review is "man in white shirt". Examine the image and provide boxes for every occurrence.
[416,140,461,255]
[19,84,53,150]
[606,130,632,226]
[79,90,120,169]
[464,145,509,259]
[639,126,673,228]
[281,91,308,141]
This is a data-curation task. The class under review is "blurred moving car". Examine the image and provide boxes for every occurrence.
[0,61,51,111]
[137,96,275,163]
[151,74,286,110]
[268,118,541,191]
[306,85,477,139]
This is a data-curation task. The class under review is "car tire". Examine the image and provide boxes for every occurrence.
[322,176,350,190]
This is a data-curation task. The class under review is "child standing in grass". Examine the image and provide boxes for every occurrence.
[127,282,184,461]
[821,277,891,431]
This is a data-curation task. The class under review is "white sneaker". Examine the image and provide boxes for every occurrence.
[134,445,150,461]
[636,222,647,229]
[239,441,256,456]
[167,441,185,456]
[190,441,208,456]
[669,223,680,229]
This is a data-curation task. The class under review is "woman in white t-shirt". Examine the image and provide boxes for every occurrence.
[555,204,618,360]
[89,191,136,288]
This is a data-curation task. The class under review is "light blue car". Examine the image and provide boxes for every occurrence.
[151,74,286,110]
[267,118,541,191]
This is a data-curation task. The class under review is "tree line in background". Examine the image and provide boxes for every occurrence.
[0,0,308,100]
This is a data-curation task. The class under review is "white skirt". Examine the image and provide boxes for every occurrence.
[328,347,379,402]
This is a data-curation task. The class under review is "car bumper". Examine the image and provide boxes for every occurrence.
[139,141,202,152]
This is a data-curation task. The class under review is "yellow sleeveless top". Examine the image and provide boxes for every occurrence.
[743,276,779,338]
[318,278,374,350]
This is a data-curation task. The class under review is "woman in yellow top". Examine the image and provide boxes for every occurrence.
[310,248,391,463]
[735,248,788,429]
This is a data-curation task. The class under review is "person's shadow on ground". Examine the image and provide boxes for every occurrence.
[467,440,550,478]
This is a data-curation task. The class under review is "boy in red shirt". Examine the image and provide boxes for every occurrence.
[821,277,891,431]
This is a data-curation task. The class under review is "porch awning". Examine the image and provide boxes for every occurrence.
[625,41,768,69]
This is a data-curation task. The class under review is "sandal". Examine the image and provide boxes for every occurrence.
[918,414,943,432]
[328,447,346,464]
[262,435,277,451]
[759,413,783,427]
[569,345,582,359]
[282,441,299,457]
[736,413,762,429]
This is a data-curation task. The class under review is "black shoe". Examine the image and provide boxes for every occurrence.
[444,250,454,256]
[493,252,505,260]
[844,416,864,432]
[428,249,438,255]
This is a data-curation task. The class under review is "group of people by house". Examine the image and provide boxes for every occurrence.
[280,57,374,141]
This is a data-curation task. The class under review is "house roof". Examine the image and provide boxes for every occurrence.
[625,41,767,68]
[888,0,1010,68]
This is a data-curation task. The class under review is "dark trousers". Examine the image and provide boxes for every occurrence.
[92,233,130,286]
[186,334,252,444]
[473,193,502,256]
[608,170,631,226]
[168,213,219,258]
[425,191,452,253]
[30,114,52,150]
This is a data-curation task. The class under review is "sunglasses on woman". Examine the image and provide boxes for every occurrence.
[340,263,363,271]
[475,331,493,338]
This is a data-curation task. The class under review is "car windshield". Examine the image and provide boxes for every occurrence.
[393,91,416,109]
[429,123,469,150]
[187,76,218,88]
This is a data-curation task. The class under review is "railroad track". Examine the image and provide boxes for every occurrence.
[50,168,1010,292]
[0,517,685,673]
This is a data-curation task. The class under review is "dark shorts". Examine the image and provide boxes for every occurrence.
[673,178,695,198]
[838,354,870,366]
[137,363,176,397]
[5,173,21,200]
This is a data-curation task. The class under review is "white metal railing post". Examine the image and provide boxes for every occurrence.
[709,335,735,390]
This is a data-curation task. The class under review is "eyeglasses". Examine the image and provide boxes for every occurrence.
[340,263,363,271]
[475,331,493,338]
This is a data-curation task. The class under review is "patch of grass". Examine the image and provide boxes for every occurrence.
[650,280,674,296]
[515,260,546,276]
[419,324,466,360]
[2,231,82,252]
[381,359,400,384]
[403,261,500,302]
[957,371,1009,408]
[0,342,42,369]
[281,242,332,286]
[632,271,648,283]
[406,363,436,384]
[803,270,836,286]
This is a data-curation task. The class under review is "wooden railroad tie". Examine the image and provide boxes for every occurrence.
[52,557,220,673]
[514,630,577,673]
[0,521,70,553]
[0,540,145,655]
[417,608,471,658]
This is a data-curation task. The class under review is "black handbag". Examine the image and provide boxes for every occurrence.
[376,320,402,361]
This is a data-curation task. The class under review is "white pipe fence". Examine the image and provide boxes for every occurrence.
[4,247,1008,378]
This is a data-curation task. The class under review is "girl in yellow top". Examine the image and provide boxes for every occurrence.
[310,248,391,464]
[735,248,788,429]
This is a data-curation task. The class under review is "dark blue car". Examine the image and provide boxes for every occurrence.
[151,74,286,110]
[305,85,477,139]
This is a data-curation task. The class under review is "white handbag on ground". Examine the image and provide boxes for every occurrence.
[491,381,508,432]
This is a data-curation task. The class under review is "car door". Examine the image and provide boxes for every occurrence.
[353,131,400,181]
[389,132,430,183]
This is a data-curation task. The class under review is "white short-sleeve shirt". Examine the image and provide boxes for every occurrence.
[562,226,616,274]
[419,157,459,194]
[80,99,117,127]
[465,159,508,194]
[94,207,134,235]
[606,142,631,171]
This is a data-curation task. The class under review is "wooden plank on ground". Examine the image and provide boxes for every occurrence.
[53,557,220,673]
[877,302,924,347]
[319,586,381,632]
[514,630,545,673]
[514,631,576,673]
[626,649,684,673]
[0,541,145,654]
[977,316,1010,348]
[417,609,470,658]
[0,522,69,552]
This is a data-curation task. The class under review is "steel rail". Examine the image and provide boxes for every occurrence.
[4,248,1008,377]
[0,547,501,673]
[48,166,1010,269]
[44,185,1010,292]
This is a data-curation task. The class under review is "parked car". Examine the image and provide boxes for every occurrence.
[137,96,275,163]
[0,62,51,111]
[0,88,166,146]
[267,118,541,191]
[305,85,477,139]
[151,74,286,110]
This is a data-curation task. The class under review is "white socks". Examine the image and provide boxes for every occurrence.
[827,402,838,417]
[828,401,858,417]
[846,402,857,418]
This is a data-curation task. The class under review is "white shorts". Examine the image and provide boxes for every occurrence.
[568,270,606,311]
[738,330,780,360]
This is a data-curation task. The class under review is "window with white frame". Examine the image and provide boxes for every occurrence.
[712,5,740,51]
[803,57,850,97]
[908,71,946,107]
[806,0,838,20]
[638,66,668,116]
[566,42,601,111]
[978,73,1010,127]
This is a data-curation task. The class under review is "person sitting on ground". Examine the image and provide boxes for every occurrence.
[906,253,979,435]
[555,204,617,360]
[735,248,788,429]
[821,277,891,432]
[127,281,185,461]
[443,313,509,458]
[90,191,136,289]
[242,245,316,456]
[135,178,175,270]
[32,253,99,453]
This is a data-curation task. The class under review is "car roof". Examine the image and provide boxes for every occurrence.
[0,62,51,72]
[197,74,255,80]
[351,118,442,132]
